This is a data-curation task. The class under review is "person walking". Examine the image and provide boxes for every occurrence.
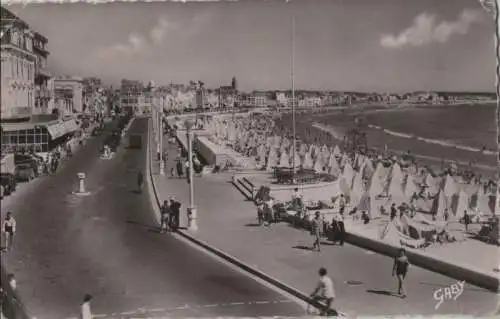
[310,267,336,316]
[80,294,93,319]
[392,248,410,298]
[338,194,346,216]
[2,212,16,252]
[160,200,170,233]
[256,199,265,226]
[170,198,181,230]
[390,203,397,221]
[463,210,471,233]
[137,170,144,193]
[311,211,322,252]
[337,213,346,246]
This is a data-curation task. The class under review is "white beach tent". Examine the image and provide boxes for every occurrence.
[303,152,314,169]
[443,174,458,200]
[279,150,290,168]
[314,155,325,173]
[350,171,365,207]
[342,162,355,190]
[358,191,371,215]
[362,158,375,181]
[431,190,449,218]
[451,190,469,219]
[266,148,279,172]
[332,145,341,157]
[387,163,405,203]
[404,174,419,202]
[329,159,341,178]
[424,173,440,197]
[472,186,492,214]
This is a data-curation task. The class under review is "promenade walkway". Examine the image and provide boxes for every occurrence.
[150,135,499,317]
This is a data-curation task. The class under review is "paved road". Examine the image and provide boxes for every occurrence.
[1,118,305,319]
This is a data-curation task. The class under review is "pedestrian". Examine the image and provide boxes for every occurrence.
[463,210,470,233]
[256,200,264,226]
[170,197,181,230]
[337,213,346,246]
[81,294,93,319]
[2,212,16,252]
[310,267,336,316]
[176,160,183,178]
[390,203,397,221]
[137,170,144,193]
[444,208,449,222]
[170,167,175,178]
[311,211,322,252]
[392,248,410,298]
[160,200,170,233]
[338,194,346,215]
[263,197,274,226]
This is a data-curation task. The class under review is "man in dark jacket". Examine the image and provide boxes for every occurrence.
[170,197,181,230]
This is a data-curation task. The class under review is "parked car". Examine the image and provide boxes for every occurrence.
[15,164,35,182]
[0,173,17,195]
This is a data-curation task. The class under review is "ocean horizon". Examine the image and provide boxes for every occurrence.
[278,103,497,178]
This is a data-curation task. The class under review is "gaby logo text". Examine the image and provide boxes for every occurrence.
[433,280,465,310]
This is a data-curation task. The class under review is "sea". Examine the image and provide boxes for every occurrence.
[276,103,498,178]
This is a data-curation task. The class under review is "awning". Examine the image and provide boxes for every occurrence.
[47,119,79,139]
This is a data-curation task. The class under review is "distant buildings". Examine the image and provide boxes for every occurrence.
[54,75,84,116]
[120,79,145,114]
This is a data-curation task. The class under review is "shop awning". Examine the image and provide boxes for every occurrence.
[47,119,79,139]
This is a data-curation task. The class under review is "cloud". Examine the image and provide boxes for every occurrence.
[380,9,483,49]
[94,16,172,59]
[150,17,171,45]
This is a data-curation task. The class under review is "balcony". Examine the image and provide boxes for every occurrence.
[35,65,51,78]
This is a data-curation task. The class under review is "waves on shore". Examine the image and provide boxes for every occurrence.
[367,124,496,156]
[312,122,496,174]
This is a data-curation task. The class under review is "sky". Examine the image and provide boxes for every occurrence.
[3,0,498,92]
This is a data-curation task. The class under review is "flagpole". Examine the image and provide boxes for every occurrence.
[291,14,297,183]
[494,0,500,214]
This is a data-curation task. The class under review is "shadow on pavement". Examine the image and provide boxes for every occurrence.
[366,289,397,297]
[244,223,261,227]
[292,245,312,251]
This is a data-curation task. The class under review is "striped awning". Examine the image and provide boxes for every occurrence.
[47,119,79,139]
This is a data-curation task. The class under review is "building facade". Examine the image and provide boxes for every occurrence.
[120,79,144,114]
[1,7,36,120]
[32,31,53,115]
[54,76,84,117]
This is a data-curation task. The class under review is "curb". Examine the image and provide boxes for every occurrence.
[145,117,330,313]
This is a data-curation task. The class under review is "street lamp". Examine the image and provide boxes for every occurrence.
[159,94,165,176]
[184,118,197,231]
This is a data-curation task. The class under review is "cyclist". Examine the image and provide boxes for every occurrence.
[310,267,336,316]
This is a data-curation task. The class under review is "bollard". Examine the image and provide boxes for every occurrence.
[187,207,198,231]
[78,173,86,193]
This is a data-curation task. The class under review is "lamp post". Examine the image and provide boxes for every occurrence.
[184,118,197,231]
[159,95,165,176]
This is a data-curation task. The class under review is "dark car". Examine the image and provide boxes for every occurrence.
[15,163,36,182]
[0,173,17,195]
